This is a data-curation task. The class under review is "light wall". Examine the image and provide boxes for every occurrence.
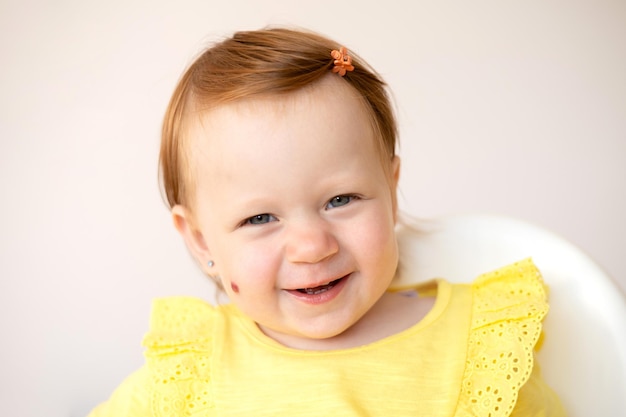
[1,1,624,416]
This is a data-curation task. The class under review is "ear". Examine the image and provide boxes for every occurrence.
[171,205,213,272]
[390,156,401,221]
[391,155,401,188]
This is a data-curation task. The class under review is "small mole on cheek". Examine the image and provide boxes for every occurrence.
[231,282,240,293]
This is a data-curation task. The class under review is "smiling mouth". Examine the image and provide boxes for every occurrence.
[296,277,344,295]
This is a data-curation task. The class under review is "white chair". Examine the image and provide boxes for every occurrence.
[393,213,626,417]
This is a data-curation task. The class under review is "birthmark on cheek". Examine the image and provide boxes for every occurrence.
[230,282,240,293]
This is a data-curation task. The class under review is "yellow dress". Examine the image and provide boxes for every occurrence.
[89,259,564,416]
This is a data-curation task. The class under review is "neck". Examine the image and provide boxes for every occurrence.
[259,291,435,351]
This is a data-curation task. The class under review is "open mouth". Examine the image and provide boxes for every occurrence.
[286,274,350,304]
[296,277,344,295]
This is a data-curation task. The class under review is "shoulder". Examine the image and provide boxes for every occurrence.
[144,297,225,416]
[456,259,554,417]
[471,258,548,327]
[90,297,226,417]
[143,296,218,349]
[140,296,232,359]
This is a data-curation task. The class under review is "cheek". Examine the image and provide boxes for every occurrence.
[221,239,283,290]
[351,207,398,266]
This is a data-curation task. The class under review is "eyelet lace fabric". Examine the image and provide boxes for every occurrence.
[456,259,548,416]
[136,259,549,417]
[143,297,216,416]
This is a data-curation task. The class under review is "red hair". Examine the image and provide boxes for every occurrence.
[160,27,398,209]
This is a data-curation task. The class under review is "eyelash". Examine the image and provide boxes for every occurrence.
[241,194,359,226]
[244,213,277,226]
[326,194,358,209]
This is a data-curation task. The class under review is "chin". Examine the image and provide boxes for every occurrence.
[294,315,360,341]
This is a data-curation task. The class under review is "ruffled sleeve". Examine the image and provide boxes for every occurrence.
[456,259,555,417]
[87,297,217,417]
[141,296,217,417]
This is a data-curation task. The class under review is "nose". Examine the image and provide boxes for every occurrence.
[284,219,339,264]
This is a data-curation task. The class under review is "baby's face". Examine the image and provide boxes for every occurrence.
[182,76,400,347]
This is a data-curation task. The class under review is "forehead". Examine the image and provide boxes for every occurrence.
[192,75,372,130]
[185,75,379,173]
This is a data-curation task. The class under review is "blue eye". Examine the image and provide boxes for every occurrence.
[246,214,276,225]
[327,195,355,209]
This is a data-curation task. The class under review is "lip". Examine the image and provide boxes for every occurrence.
[284,274,350,305]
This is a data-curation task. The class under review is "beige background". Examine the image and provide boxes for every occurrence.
[1,0,624,416]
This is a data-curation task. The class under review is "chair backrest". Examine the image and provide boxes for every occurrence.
[393,214,626,417]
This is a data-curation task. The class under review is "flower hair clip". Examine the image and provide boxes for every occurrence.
[330,47,355,76]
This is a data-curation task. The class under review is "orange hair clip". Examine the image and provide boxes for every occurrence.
[330,47,354,76]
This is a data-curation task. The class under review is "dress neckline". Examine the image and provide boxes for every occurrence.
[226,279,454,355]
